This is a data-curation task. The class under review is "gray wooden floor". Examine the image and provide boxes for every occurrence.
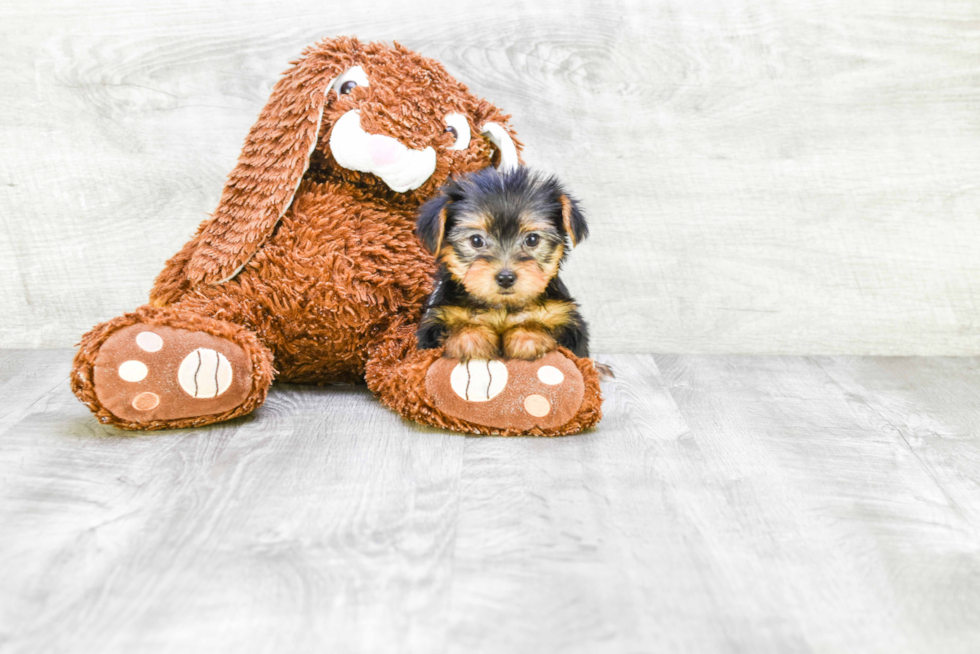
[2,350,979,653]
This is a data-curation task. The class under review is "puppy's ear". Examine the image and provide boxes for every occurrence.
[417,192,451,254]
[559,194,588,248]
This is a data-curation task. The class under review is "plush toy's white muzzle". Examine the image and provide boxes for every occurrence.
[329,110,437,193]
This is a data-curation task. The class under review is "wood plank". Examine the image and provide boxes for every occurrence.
[816,356,980,542]
[2,1,980,354]
[0,349,72,436]
[0,354,466,653]
[3,351,980,652]
[446,354,724,653]
[656,354,980,653]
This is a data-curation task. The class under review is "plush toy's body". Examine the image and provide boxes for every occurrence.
[157,179,431,384]
[71,37,603,436]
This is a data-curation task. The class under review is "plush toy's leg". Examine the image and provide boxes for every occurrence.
[71,305,275,431]
[365,324,602,436]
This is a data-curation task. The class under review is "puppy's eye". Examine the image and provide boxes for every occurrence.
[469,235,485,248]
[444,113,471,150]
[524,233,540,247]
[332,66,370,98]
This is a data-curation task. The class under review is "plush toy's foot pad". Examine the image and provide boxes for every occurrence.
[92,324,254,424]
[425,351,585,432]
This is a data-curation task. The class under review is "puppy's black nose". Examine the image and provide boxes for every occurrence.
[495,270,517,289]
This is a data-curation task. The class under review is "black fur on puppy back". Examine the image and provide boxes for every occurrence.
[543,276,590,358]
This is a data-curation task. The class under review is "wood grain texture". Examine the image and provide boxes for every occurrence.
[2,0,980,354]
[2,350,980,653]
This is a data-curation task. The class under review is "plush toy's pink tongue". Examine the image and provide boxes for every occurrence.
[368,135,402,166]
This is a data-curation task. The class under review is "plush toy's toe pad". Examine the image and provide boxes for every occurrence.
[425,351,585,432]
[93,324,253,424]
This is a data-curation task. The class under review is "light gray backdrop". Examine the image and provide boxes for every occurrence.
[2,0,979,354]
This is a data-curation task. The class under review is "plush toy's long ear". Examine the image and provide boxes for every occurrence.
[559,194,588,248]
[181,41,353,286]
[416,193,452,254]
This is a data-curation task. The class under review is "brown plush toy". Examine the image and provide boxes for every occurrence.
[71,37,602,436]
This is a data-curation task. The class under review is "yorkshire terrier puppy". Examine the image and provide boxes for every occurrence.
[415,166,591,362]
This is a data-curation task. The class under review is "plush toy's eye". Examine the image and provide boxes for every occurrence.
[444,113,471,150]
[470,235,485,248]
[332,66,370,98]
[524,233,540,248]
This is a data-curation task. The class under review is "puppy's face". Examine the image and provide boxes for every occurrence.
[443,205,564,307]
[418,167,588,308]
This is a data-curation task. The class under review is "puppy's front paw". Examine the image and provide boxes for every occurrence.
[503,328,557,360]
[444,326,500,361]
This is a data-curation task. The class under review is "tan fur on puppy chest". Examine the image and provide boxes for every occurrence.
[431,300,577,332]
[430,300,577,361]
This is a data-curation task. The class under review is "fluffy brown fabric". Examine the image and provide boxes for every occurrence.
[365,325,602,437]
[72,305,275,431]
[150,38,514,305]
[70,37,602,435]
